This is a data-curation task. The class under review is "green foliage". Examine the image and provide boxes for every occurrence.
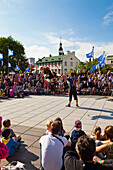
[74,58,113,74]
[0,36,28,74]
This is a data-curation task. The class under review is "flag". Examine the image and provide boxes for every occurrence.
[94,64,99,70]
[97,54,103,62]
[16,65,20,71]
[8,62,11,67]
[8,49,13,56]
[1,60,3,66]
[90,68,93,74]
[100,58,105,67]
[86,50,93,58]
[25,67,30,72]
[100,63,105,67]
[0,53,3,60]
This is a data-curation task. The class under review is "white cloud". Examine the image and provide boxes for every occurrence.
[46,34,75,47]
[61,29,74,35]
[25,45,50,61]
[103,11,113,25]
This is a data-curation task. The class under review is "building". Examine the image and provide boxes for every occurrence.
[36,41,80,74]
[106,55,113,67]
[28,58,35,64]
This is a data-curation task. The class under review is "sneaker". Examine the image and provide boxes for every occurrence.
[66,104,71,107]
[76,104,79,107]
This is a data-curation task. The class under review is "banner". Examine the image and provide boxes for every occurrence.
[86,50,93,58]
[0,53,3,60]
[97,54,103,62]
[8,49,13,56]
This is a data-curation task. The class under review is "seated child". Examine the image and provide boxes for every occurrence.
[90,126,104,146]
[45,120,53,135]
[0,128,20,157]
[54,117,66,136]
[3,119,21,142]
[0,141,9,161]
[71,120,86,150]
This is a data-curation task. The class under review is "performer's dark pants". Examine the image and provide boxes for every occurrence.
[69,86,78,101]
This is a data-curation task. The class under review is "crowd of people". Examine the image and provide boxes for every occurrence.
[1,114,113,170]
[0,69,113,99]
[39,118,113,170]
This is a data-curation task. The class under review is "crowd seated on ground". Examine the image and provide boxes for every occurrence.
[0,69,113,99]
[1,113,113,170]
[39,118,113,170]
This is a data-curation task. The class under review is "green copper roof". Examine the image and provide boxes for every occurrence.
[37,55,67,63]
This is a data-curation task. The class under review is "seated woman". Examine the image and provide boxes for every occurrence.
[103,80,109,95]
[96,125,113,159]
[76,79,82,94]
[87,78,93,94]
[82,80,88,94]
[92,79,98,95]
[97,80,103,95]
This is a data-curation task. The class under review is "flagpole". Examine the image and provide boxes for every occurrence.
[92,46,94,73]
[103,51,105,74]
[7,47,9,74]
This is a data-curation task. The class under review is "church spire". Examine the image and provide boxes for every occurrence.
[59,37,64,55]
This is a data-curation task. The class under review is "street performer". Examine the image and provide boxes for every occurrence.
[66,72,78,107]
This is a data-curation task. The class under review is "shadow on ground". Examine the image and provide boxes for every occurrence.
[6,142,39,170]
[79,106,113,115]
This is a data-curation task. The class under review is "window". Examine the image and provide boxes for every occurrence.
[76,62,78,66]
[58,62,60,66]
[70,62,73,67]
[64,69,67,73]
[65,61,67,66]
[70,58,73,60]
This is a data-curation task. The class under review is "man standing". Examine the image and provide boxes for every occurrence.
[39,121,71,170]
[66,72,78,107]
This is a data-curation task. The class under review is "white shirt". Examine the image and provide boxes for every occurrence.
[40,134,68,170]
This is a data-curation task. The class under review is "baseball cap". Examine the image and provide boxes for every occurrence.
[74,120,82,129]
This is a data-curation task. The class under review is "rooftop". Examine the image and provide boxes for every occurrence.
[37,54,67,63]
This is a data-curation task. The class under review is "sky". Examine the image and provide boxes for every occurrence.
[0,0,113,62]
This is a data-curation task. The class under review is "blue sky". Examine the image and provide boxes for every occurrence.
[0,0,113,61]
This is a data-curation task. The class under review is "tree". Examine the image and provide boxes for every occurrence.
[0,36,28,74]
[74,58,112,74]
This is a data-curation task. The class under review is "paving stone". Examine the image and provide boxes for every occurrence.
[1,95,113,169]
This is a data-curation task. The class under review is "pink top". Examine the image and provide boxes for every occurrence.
[0,141,9,159]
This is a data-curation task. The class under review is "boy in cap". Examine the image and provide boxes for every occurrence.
[71,120,86,151]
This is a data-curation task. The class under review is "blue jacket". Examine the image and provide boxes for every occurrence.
[0,137,20,156]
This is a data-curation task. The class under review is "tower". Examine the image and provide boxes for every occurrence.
[59,37,64,55]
